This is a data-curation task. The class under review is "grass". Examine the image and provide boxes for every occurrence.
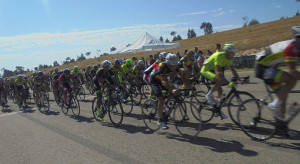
[40,16,300,74]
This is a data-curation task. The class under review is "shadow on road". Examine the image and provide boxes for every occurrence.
[164,133,258,156]
[70,115,95,123]
[42,110,60,115]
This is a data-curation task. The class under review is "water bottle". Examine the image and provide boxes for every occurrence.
[287,102,299,115]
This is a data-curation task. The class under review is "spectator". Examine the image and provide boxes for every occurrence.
[132,57,137,66]
[207,50,213,57]
[149,55,156,65]
[216,44,222,52]
[197,50,205,70]
[194,47,199,61]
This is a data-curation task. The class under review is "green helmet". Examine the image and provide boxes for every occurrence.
[74,66,79,71]
[126,59,133,66]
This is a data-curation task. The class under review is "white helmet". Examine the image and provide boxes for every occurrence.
[292,26,300,37]
[101,60,111,67]
[159,52,168,60]
[223,44,237,53]
[137,60,144,65]
[165,53,179,65]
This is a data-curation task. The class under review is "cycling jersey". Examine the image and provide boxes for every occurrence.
[71,70,81,75]
[58,74,75,84]
[120,64,132,75]
[180,56,194,68]
[33,76,47,86]
[111,65,121,75]
[202,52,233,71]
[150,63,180,82]
[94,68,114,84]
[133,65,145,76]
[15,79,27,86]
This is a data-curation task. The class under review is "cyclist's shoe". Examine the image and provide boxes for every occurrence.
[268,100,285,121]
[97,108,103,121]
[205,93,216,105]
[220,111,228,119]
[157,120,169,130]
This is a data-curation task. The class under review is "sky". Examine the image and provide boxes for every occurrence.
[0,0,299,73]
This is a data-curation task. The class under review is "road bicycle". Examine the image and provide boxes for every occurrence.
[141,89,202,137]
[190,76,255,126]
[92,87,124,126]
[60,88,80,117]
[36,90,50,112]
[238,84,300,141]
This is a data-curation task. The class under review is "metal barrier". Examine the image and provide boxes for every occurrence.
[233,55,256,69]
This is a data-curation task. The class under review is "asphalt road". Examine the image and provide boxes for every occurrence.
[1,71,299,164]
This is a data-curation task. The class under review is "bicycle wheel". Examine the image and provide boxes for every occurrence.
[190,91,213,122]
[174,102,202,137]
[227,91,255,126]
[42,93,50,112]
[60,94,69,115]
[71,97,80,117]
[194,82,210,93]
[108,99,124,126]
[121,90,133,115]
[238,98,276,141]
[141,84,151,99]
[78,86,86,101]
[92,97,102,121]
[141,99,160,131]
[131,86,142,105]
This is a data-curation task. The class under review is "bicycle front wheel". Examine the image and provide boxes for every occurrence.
[141,99,160,131]
[121,90,133,115]
[238,98,276,141]
[174,102,202,137]
[71,97,80,117]
[43,93,50,112]
[227,91,255,126]
[108,99,124,126]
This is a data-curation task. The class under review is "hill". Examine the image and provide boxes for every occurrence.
[42,16,300,73]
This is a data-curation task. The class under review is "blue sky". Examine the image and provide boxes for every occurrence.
[0,0,299,73]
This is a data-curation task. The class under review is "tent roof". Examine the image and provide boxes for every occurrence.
[118,32,180,54]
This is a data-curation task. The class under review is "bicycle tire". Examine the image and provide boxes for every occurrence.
[141,99,160,131]
[78,86,86,101]
[42,92,50,112]
[174,102,202,137]
[227,91,255,126]
[190,91,214,122]
[141,84,151,99]
[108,99,124,126]
[71,97,80,117]
[121,90,133,115]
[60,93,69,115]
[238,98,276,141]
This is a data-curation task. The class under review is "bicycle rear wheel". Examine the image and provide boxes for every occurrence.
[108,99,123,126]
[238,98,276,141]
[141,99,160,131]
[190,91,214,122]
[174,102,202,137]
[71,97,80,117]
[78,86,86,101]
[121,90,133,115]
[42,93,50,112]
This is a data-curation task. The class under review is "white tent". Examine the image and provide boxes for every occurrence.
[117,32,181,54]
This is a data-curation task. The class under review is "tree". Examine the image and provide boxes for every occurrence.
[242,16,248,27]
[159,36,164,42]
[126,44,131,47]
[53,61,60,66]
[165,39,170,43]
[85,52,91,57]
[170,31,177,37]
[172,35,182,42]
[248,19,260,26]
[187,29,196,38]
[76,53,86,61]
[200,22,213,35]
[15,66,24,74]
[110,47,116,52]
[66,57,71,62]
[103,53,109,56]
[295,11,300,16]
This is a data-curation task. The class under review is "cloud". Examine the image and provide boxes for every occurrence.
[179,11,208,16]
[211,8,223,12]
[275,5,281,8]
[229,10,235,13]
[214,12,225,16]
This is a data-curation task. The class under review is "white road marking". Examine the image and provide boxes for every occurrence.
[0,111,22,117]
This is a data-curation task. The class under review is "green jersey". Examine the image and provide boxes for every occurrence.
[202,52,233,71]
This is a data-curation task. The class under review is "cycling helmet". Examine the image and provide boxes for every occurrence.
[10,77,15,81]
[223,44,237,53]
[63,68,70,74]
[93,65,98,69]
[159,52,168,60]
[187,51,195,57]
[115,58,121,65]
[74,66,79,71]
[87,65,91,69]
[137,60,144,65]
[54,68,59,72]
[165,53,179,65]
[126,59,133,66]
[292,26,300,37]
[38,71,44,76]
[101,60,111,67]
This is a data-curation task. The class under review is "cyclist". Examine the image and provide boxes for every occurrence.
[200,44,240,118]
[133,60,145,87]
[149,53,182,129]
[14,75,29,107]
[111,58,122,80]
[119,59,133,84]
[72,66,84,85]
[93,60,119,120]
[33,71,48,110]
[58,68,77,106]
[0,77,7,106]
[255,26,300,120]
[52,70,63,102]
[85,65,92,90]
[179,50,199,89]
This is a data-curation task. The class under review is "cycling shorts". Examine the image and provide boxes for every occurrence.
[200,66,216,81]
[255,63,284,90]
[150,80,172,98]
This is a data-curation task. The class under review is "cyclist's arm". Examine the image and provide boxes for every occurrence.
[161,75,175,91]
